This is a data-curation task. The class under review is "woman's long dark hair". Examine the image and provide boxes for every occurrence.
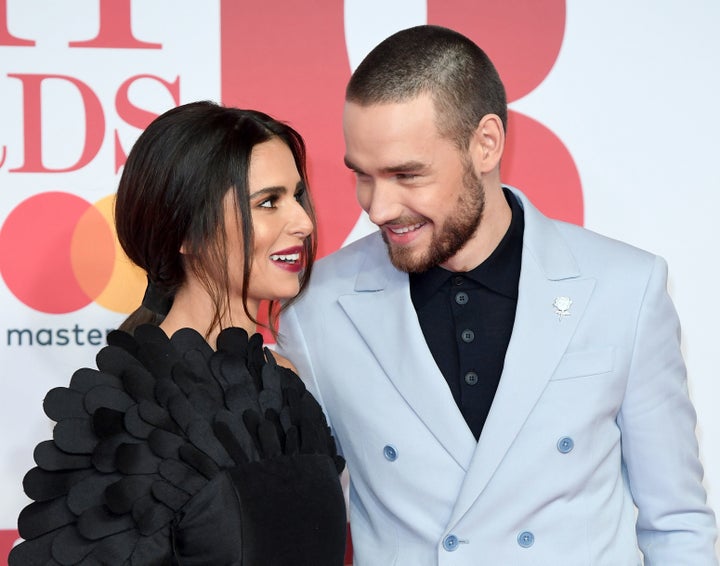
[114,101,317,338]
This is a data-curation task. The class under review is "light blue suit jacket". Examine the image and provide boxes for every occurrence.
[278,188,717,565]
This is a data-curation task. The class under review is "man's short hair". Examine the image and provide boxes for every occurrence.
[346,25,507,149]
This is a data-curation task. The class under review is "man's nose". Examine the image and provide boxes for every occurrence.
[363,180,401,227]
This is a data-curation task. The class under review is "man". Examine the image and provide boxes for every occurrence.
[278,25,717,565]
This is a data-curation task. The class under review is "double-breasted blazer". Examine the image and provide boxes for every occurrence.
[278,188,717,565]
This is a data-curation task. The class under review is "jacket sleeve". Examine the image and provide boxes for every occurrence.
[617,255,717,565]
[277,304,336,436]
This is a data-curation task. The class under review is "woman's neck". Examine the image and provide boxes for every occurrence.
[159,280,257,347]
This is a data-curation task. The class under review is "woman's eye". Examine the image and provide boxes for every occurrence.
[258,198,276,208]
[294,189,305,202]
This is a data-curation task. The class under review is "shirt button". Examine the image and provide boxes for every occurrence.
[383,445,398,461]
[557,436,574,454]
[461,329,475,343]
[453,276,463,286]
[442,534,459,551]
[517,531,535,548]
[455,291,469,305]
[464,371,479,385]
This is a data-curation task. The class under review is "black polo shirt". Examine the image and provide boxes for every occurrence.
[409,189,524,440]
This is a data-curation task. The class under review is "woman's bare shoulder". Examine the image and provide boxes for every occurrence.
[270,350,298,373]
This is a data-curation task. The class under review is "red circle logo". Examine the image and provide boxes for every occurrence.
[0,191,146,314]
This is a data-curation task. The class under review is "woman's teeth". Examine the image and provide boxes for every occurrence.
[270,253,300,263]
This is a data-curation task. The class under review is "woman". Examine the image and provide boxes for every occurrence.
[9,101,347,565]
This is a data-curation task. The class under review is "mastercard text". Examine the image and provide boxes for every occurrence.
[6,324,114,347]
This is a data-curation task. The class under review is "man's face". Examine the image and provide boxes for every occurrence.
[343,94,484,273]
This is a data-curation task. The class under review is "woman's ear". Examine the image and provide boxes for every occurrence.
[469,113,504,174]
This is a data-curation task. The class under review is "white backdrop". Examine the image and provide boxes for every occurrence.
[1,1,718,562]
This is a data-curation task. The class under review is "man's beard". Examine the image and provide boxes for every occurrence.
[382,160,485,273]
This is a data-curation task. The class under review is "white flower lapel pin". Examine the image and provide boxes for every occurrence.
[552,296,572,321]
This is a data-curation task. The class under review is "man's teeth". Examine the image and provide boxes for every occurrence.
[270,253,300,262]
[390,222,424,234]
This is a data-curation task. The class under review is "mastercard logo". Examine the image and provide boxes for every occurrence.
[0,191,146,314]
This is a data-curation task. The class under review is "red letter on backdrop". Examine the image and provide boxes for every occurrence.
[8,74,105,173]
[0,0,34,46]
[114,74,180,172]
[68,0,161,49]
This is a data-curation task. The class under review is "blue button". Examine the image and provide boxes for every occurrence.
[557,436,574,454]
[461,329,475,343]
[383,445,398,461]
[517,531,535,548]
[455,291,469,305]
[442,534,459,551]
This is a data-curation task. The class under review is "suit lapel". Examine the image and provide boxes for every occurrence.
[338,234,476,470]
[449,189,596,525]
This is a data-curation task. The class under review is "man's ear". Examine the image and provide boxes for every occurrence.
[469,113,504,174]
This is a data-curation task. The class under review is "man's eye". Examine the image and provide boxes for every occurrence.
[396,173,417,181]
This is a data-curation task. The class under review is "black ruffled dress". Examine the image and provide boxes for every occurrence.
[9,325,346,565]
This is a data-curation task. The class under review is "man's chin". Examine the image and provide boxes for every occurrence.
[386,244,429,273]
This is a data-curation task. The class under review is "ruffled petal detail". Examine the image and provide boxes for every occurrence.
[10,325,344,565]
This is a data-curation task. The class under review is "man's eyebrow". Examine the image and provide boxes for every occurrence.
[343,158,427,174]
[379,161,427,174]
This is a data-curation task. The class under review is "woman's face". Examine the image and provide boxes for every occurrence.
[224,137,313,308]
